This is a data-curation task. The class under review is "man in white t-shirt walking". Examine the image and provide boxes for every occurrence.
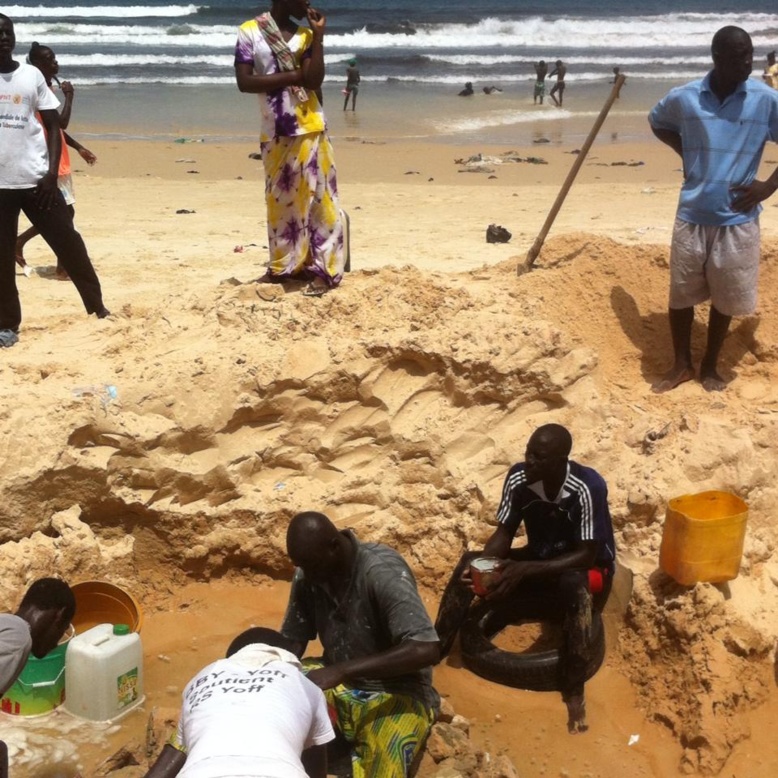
[144,627,335,778]
[0,14,108,349]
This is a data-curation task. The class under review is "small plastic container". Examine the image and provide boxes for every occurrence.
[64,623,144,722]
[659,490,748,585]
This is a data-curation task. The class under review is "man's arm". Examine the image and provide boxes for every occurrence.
[482,523,514,558]
[731,166,778,212]
[301,7,326,90]
[650,125,683,158]
[485,540,599,601]
[143,744,186,778]
[301,744,327,778]
[235,61,303,94]
[36,109,62,208]
[58,80,74,130]
[63,131,96,164]
[306,639,440,691]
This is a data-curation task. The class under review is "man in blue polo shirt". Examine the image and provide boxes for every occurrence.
[435,423,616,735]
[649,26,778,393]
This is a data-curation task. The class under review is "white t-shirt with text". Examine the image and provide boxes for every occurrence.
[175,651,334,778]
[0,63,60,188]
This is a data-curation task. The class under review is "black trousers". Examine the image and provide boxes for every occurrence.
[0,188,105,332]
[434,548,612,697]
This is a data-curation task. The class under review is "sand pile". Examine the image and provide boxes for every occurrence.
[2,233,778,774]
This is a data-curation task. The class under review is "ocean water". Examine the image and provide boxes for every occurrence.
[5,1,778,145]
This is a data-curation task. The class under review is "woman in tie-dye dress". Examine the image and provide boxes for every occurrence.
[235,0,344,296]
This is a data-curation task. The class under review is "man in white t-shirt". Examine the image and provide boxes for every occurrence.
[0,14,108,349]
[144,627,335,778]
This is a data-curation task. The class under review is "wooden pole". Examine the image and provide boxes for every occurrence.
[522,73,627,272]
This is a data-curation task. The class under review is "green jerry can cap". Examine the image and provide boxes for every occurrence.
[113,624,131,635]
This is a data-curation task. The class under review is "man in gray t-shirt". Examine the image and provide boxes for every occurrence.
[281,511,440,777]
[1,578,75,695]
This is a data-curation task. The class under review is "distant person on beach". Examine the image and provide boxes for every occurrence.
[649,25,778,393]
[15,42,97,281]
[534,60,548,104]
[1,578,75,696]
[281,511,441,777]
[764,50,778,89]
[483,85,501,94]
[343,57,360,111]
[144,627,335,778]
[0,14,109,350]
[549,59,566,106]
[234,1,345,297]
[434,424,616,735]
[458,81,474,96]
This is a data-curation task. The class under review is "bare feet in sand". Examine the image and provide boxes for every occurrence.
[55,266,70,281]
[651,364,694,394]
[700,365,728,392]
[565,695,588,734]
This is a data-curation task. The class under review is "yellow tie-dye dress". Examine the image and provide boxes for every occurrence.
[235,20,344,287]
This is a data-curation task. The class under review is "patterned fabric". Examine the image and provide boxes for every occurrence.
[304,660,434,778]
[234,18,325,142]
[261,131,344,285]
[256,12,308,104]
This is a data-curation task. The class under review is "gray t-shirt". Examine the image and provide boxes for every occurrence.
[0,614,32,696]
[281,531,440,711]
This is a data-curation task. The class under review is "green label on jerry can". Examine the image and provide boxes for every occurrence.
[117,668,139,708]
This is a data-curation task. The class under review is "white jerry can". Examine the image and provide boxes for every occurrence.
[64,623,144,722]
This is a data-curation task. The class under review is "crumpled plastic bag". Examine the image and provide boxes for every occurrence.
[486,224,512,244]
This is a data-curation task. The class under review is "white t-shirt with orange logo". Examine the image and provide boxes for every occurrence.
[0,63,60,188]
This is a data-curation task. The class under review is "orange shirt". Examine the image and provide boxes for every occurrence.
[35,86,71,177]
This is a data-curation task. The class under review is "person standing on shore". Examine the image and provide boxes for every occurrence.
[343,57,360,111]
[0,14,109,349]
[533,60,547,104]
[649,26,778,393]
[234,0,345,297]
[764,50,778,89]
[549,59,566,106]
[15,42,98,280]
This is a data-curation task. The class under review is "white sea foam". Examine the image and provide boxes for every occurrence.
[13,23,235,48]
[330,14,778,50]
[5,4,198,18]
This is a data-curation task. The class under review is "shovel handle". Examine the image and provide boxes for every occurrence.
[522,74,627,272]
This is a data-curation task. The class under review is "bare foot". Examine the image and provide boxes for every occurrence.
[15,253,27,269]
[651,365,694,394]
[700,367,728,392]
[565,695,588,734]
[55,266,70,281]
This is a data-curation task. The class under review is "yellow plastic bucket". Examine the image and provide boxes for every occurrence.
[1,625,74,717]
[659,490,748,585]
[71,581,143,634]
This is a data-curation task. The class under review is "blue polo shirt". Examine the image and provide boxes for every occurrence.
[649,73,778,226]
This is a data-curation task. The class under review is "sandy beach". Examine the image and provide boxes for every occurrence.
[2,128,778,778]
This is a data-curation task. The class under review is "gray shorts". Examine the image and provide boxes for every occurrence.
[669,217,761,316]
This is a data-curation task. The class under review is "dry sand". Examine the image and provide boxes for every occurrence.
[1,134,778,777]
